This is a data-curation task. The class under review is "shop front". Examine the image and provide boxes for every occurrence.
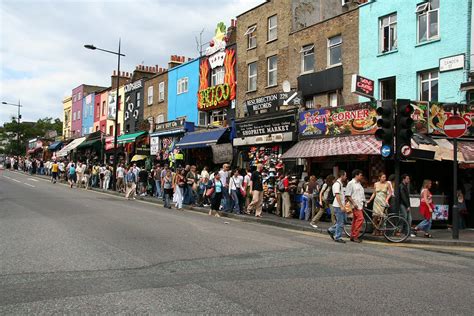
[233,110,297,171]
[26,138,46,160]
[56,137,86,160]
[47,141,63,160]
[116,131,147,165]
[75,131,103,163]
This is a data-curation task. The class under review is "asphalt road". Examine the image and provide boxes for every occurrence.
[1,170,473,314]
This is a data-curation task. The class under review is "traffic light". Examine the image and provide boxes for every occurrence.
[375,100,394,159]
[396,99,414,159]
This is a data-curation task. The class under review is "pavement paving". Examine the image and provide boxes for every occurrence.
[1,169,474,314]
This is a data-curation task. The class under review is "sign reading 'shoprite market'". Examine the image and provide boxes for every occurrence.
[236,114,296,138]
[299,102,378,138]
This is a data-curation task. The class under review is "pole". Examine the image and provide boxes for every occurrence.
[393,99,400,216]
[112,38,121,191]
[17,100,21,155]
[452,138,459,239]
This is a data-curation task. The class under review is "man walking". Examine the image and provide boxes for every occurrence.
[116,164,125,193]
[328,170,348,243]
[219,164,231,212]
[125,166,137,200]
[399,174,415,237]
[247,164,264,217]
[345,169,366,243]
[51,160,59,183]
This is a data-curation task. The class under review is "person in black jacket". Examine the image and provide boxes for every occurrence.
[399,174,415,237]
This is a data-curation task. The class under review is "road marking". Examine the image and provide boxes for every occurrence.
[24,182,35,188]
[28,178,39,182]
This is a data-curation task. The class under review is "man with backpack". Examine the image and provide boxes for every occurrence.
[310,175,336,228]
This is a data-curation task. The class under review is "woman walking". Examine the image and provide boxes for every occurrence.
[163,169,173,209]
[415,179,434,238]
[103,165,111,190]
[229,169,243,214]
[310,175,335,228]
[173,168,186,210]
[368,172,392,236]
[68,163,77,188]
[210,173,223,217]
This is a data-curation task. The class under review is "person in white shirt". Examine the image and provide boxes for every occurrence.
[345,169,366,243]
[218,164,231,212]
[229,169,244,214]
[76,162,84,188]
[327,170,348,243]
[116,164,125,193]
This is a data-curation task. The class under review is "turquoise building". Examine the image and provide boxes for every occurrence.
[359,0,471,103]
[167,58,200,125]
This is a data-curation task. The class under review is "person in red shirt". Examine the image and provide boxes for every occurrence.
[282,173,291,218]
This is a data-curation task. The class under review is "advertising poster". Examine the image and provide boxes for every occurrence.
[108,92,116,120]
[299,102,378,138]
[432,204,449,220]
[411,102,429,134]
[429,103,474,137]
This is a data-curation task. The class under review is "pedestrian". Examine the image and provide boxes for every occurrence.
[280,173,291,218]
[367,172,392,236]
[83,163,91,189]
[153,164,162,198]
[247,164,264,217]
[59,160,65,182]
[345,169,366,243]
[99,164,106,189]
[51,160,59,183]
[414,179,434,238]
[138,167,148,196]
[185,165,198,205]
[125,166,137,200]
[160,164,169,201]
[327,170,348,243]
[310,175,335,228]
[103,165,111,190]
[399,174,415,237]
[76,161,83,188]
[219,164,231,212]
[68,163,77,188]
[92,163,99,188]
[200,166,209,182]
[209,173,223,217]
[229,168,243,214]
[197,175,209,207]
[116,164,125,193]
[299,178,311,221]
[243,168,252,211]
[458,190,468,229]
[173,168,186,210]
[163,169,173,209]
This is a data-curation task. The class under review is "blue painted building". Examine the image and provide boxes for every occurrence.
[81,93,95,136]
[359,0,471,103]
[167,58,200,125]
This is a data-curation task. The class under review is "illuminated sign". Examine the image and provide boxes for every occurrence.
[351,74,374,99]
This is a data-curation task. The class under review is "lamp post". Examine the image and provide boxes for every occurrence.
[85,39,125,191]
[2,100,23,155]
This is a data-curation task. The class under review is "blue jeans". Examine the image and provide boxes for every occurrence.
[328,207,346,240]
[222,189,231,212]
[230,189,240,213]
[299,194,310,220]
[155,180,162,197]
[416,218,432,233]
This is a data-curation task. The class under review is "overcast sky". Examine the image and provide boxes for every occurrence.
[0,0,263,125]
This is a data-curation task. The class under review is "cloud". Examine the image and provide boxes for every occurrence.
[0,0,263,125]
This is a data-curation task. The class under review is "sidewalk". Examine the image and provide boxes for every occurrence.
[23,171,474,248]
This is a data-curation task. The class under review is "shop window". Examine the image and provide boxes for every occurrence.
[328,92,338,108]
[198,111,209,127]
[268,15,277,41]
[245,25,257,49]
[301,44,315,74]
[159,82,165,101]
[267,55,277,87]
[417,0,439,43]
[177,77,188,94]
[419,69,438,102]
[147,86,153,105]
[328,35,342,67]
[379,13,397,53]
[248,62,257,92]
[380,77,396,100]
[211,66,225,86]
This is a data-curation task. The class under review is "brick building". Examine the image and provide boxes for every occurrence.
[143,66,168,132]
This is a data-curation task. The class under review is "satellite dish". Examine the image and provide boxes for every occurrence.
[282,80,291,93]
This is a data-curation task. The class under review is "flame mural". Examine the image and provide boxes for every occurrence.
[224,48,236,101]
[198,58,210,109]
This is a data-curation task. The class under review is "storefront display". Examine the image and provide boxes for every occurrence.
[149,118,194,163]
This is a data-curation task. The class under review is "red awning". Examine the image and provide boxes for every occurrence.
[281,135,380,159]
[459,141,474,163]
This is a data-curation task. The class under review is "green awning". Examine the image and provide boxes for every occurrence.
[77,139,102,149]
[117,131,147,144]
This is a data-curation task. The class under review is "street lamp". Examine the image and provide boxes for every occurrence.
[2,100,23,155]
[85,39,125,191]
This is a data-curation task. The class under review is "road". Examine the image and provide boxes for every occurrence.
[1,170,473,314]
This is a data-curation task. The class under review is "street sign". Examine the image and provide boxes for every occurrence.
[400,145,412,157]
[443,115,467,138]
[380,145,391,158]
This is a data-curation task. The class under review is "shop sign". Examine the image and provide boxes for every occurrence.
[299,102,378,138]
[439,54,465,72]
[205,22,227,57]
[105,136,115,151]
[124,80,143,93]
[211,143,233,164]
[245,91,302,116]
[235,114,296,138]
[198,83,232,110]
[150,136,159,155]
[351,74,374,99]
[108,92,116,120]
[429,103,474,137]
[136,143,150,156]
[155,118,186,131]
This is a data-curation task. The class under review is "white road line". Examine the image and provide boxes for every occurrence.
[11,178,21,183]
[24,183,35,188]
[28,178,39,182]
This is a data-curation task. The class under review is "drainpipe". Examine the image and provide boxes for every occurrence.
[466,0,473,102]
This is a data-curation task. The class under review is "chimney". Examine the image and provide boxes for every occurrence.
[168,54,185,69]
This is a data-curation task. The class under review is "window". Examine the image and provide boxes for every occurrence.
[177,77,188,94]
[96,104,100,118]
[301,44,315,73]
[77,92,81,100]
[267,55,277,87]
[380,77,396,100]
[157,114,165,123]
[96,126,99,131]
[419,69,438,102]
[380,13,397,53]
[102,101,106,116]
[328,35,342,67]
[159,82,165,101]
[77,110,81,119]
[245,25,257,49]
[198,111,208,126]
[118,95,121,111]
[417,0,439,43]
[268,15,277,41]
[109,126,113,136]
[248,62,257,92]
[305,98,314,109]
[210,109,225,125]
[211,66,225,86]
[136,92,141,108]
[328,92,338,107]
[147,86,153,105]
[73,111,76,121]
[117,123,121,135]
[73,95,76,102]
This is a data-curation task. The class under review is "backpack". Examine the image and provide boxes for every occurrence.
[277,179,286,193]
[326,183,335,205]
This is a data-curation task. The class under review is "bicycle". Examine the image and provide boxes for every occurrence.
[343,205,410,243]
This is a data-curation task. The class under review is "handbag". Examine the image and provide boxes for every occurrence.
[206,187,215,197]
[240,188,246,197]
[344,201,353,214]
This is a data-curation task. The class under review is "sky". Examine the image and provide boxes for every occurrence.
[0,0,263,125]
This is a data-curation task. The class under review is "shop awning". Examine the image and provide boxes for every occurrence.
[77,139,101,149]
[175,128,228,150]
[150,129,186,137]
[48,141,63,151]
[281,135,380,159]
[117,131,146,144]
[56,137,86,157]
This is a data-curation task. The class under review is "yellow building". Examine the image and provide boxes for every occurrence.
[62,96,72,140]
[106,85,125,136]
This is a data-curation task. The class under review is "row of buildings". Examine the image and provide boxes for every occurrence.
[56,0,473,189]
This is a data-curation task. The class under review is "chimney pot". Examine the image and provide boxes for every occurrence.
[113,70,116,75]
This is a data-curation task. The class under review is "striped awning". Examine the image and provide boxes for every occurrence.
[281,135,380,159]
[56,137,86,157]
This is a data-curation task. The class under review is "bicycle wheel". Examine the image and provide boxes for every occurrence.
[343,214,367,238]
[383,215,410,243]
